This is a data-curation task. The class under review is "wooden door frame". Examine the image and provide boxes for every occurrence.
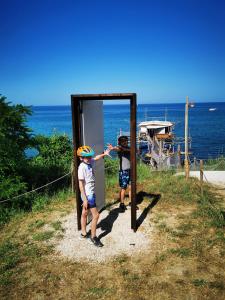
[71,93,137,231]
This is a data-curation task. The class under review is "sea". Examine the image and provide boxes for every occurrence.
[27,102,225,160]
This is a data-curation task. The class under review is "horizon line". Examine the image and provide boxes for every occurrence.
[28,100,225,107]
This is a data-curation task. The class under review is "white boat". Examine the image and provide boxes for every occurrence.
[138,120,175,168]
[138,120,174,141]
[209,108,216,111]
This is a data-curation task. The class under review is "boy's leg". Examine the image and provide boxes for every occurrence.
[90,207,99,238]
[119,170,127,204]
[120,188,126,203]
[81,207,88,236]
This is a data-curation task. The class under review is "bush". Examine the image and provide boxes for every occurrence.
[0,95,34,201]
[24,134,73,190]
[0,95,73,224]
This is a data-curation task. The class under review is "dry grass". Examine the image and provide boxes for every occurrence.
[0,170,225,300]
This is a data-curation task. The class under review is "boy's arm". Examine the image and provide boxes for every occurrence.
[119,146,130,152]
[107,144,120,152]
[93,148,111,161]
[108,143,130,153]
[78,179,88,209]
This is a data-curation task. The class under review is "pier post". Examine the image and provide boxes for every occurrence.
[177,144,181,168]
[200,160,204,196]
[193,157,197,171]
[185,96,189,179]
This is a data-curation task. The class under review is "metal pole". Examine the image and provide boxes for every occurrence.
[185,96,189,179]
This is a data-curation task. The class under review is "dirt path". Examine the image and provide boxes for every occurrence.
[177,171,225,187]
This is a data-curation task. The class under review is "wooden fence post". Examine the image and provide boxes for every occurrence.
[193,157,197,170]
[200,160,203,196]
[185,96,189,180]
[71,161,75,193]
[177,144,181,168]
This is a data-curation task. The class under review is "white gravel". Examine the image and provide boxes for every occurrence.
[55,205,152,263]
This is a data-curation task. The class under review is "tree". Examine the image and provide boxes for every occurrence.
[0,95,34,200]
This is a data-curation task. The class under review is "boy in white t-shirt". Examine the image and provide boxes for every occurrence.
[77,145,110,247]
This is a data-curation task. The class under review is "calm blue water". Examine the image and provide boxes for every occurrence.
[27,102,225,160]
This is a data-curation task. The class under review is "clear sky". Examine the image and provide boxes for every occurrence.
[1,0,225,105]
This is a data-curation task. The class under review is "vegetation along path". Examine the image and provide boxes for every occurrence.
[1,165,225,300]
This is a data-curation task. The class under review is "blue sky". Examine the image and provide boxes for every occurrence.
[0,0,225,105]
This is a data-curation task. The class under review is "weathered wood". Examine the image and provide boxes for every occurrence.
[71,93,137,232]
[200,159,204,196]
[71,93,135,100]
[193,157,197,171]
[71,161,75,193]
[71,97,82,230]
[177,144,181,168]
[155,133,173,139]
[185,96,189,179]
[130,94,137,231]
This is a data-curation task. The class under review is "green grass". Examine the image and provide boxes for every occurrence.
[51,220,64,232]
[86,287,113,297]
[28,219,45,229]
[32,231,55,241]
[23,243,43,258]
[192,279,207,287]
[0,240,20,286]
[0,188,73,227]
[193,194,225,229]
[169,247,192,257]
[32,189,73,212]
[192,279,225,290]
[204,156,225,171]
[1,165,225,299]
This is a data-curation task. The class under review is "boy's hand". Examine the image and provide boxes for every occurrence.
[104,148,112,158]
[83,200,88,210]
[104,148,111,156]
[107,143,114,150]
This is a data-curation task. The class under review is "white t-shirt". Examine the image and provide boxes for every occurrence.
[78,160,95,196]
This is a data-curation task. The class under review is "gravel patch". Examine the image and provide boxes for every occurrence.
[55,205,152,263]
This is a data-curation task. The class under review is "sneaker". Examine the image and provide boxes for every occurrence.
[89,236,104,247]
[119,203,126,212]
[79,233,89,240]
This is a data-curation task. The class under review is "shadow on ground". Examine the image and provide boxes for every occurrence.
[97,207,121,240]
[136,192,161,229]
[97,192,160,239]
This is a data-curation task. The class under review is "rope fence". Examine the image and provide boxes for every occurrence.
[1,154,224,205]
[0,171,71,204]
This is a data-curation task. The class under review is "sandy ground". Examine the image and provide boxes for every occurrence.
[55,205,152,263]
[177,171,225,187]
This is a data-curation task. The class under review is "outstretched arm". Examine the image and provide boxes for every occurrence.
[107,143,120,152]
[93,148,111,161]
[107,143,130,152]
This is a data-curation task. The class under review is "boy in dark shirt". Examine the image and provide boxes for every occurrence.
[108,136,131,212]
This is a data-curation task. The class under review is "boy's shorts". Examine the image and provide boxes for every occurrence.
[119,170,130,189]
[82,194,96,208]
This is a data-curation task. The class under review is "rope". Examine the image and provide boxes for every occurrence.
[0,171,71,204]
